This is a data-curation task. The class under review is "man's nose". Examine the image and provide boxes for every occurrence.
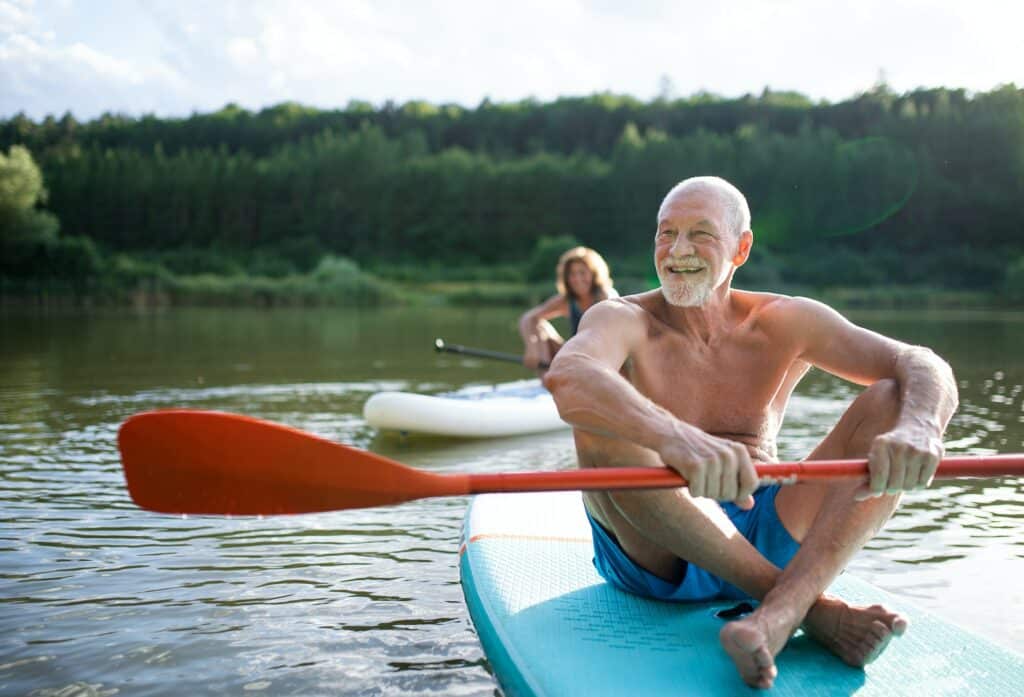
[669,235,694,256]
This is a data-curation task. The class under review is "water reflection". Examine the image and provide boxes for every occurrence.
[1,307,1022,695]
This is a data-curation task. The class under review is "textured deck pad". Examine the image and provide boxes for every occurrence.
[460,492,1024,696]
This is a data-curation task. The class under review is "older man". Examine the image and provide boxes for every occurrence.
[542,176,958,689]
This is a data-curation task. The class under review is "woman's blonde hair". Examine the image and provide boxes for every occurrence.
[555,246,613,301]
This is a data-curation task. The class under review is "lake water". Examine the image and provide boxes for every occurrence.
[2,306,1023,695]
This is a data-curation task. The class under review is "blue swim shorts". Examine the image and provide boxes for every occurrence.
[586,485,800,602]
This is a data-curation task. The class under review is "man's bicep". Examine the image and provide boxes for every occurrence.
[790,298,904,385]
[558,301,638,370]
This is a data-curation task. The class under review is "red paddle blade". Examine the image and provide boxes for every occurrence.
[118,410,469,515]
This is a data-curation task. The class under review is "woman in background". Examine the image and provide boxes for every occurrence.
[519,246,616,371]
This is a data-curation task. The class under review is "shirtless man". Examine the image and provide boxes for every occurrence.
[542,176,958,689]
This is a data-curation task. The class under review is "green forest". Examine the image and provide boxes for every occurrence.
[2,84,1023,307]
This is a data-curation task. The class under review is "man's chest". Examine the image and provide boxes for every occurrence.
[626,333,798,433]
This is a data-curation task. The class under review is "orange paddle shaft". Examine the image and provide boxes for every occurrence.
[118,410,1024,516]
[466,456,1024,494]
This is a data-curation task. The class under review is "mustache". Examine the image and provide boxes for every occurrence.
[660,256,706,268]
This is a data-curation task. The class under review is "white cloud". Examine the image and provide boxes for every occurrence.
[0,2,189,117]
[0,0,36,33]
[65,42,145,83]
[1,0,1021,120]
[225,36,260,70]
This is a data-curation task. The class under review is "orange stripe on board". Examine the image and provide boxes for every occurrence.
[459,532,590,557]
[471,533,590,545]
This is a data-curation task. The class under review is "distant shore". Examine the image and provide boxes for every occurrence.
[0,273,1006,312]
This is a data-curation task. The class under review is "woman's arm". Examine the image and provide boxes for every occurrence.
[519,294,569,369]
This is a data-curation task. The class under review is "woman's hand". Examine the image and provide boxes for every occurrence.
[523,335,554,371]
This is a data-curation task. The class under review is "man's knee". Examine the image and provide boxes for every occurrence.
[806,379,902,463]
[851,378,901,432]
[859,378,900,409]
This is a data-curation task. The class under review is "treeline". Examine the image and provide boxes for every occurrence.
[2,84,1023,302]
[1,87,997,160]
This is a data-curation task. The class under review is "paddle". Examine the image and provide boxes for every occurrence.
[434,338,548,370]
[118,410,1024,516]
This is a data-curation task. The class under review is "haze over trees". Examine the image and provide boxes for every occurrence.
[2,83,1022,303]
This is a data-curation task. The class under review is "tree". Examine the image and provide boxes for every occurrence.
[0,144,101,283]
[0,145,57,245]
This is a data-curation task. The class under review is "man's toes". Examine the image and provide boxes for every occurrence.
[753,646,775,669]
[744,666,776,690]
[721,623,779,689]
[861,625,895,664]
[890,615,908,635]
[748,648,777,688]
[756,666,778,690]
[869,605,908,635]
[869,620,890,641]
[863,641,888,664]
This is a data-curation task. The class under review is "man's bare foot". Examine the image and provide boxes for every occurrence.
[719,613,788,689]
[719,595,907,688]
[803,595,908,667]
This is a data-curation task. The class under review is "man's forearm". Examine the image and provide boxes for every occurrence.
[543,350,683,453]
[893,346,959,436]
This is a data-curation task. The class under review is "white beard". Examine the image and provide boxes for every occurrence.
[657,263,714,307]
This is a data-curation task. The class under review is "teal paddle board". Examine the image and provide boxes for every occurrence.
[460,491,1024,696]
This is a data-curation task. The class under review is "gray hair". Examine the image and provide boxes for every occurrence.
[658,176,751,237]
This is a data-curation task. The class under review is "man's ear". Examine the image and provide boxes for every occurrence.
[733,230,753,266]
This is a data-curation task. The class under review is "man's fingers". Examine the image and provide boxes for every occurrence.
[900,452,924,493]
[868,440,892,495]
[687,459,707,498]
[719,451,739,502]
[735,494,755,511]
[859,434,946,499]
[733,445,757,493]
[886,446,908,493]
[704,452,723,499]
[739,461,759,499]
[872,448,888,497]
[675,440,758,502]
[918,445,943,489]
[919,464,937,489]
[728,442,758,505]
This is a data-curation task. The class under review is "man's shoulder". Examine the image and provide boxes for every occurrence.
[616,289,667,312]
[736,290,844,332]
[578,292,658,331]
[590,290,659,313]
[735,288,830,310]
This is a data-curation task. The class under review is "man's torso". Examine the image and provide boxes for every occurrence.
[574,289,811,466]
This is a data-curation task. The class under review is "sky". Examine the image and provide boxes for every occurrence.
[1,0,1021,121]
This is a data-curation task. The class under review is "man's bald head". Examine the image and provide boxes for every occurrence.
[657,176,751,239]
